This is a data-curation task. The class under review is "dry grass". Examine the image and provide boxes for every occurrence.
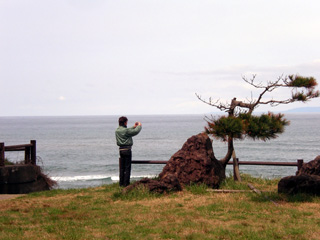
[0,176,319,240]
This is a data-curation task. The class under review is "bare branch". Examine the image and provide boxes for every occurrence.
[197,74,319,116]
[242,74,286,90]
[258,98,295,106]
[242,74,265,88]
[195,93,230,112]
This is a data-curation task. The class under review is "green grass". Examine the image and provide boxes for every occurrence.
[0,174,319,240]
[111,184,162,201]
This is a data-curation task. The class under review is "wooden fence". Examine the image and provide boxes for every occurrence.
[0,140,37,166]
[0,140,304,173]
[132,159,304,171]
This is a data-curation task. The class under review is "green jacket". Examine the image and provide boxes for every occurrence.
[115,125,142,147]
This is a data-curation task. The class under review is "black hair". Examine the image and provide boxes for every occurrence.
[118,116,128,127]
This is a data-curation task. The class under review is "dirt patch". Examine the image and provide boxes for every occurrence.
[0,194,25,201]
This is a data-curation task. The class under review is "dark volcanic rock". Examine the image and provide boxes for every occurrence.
[278,174,320,195]
[124,173,182,194]
[125,133,225,194]
[278,156,320,195]
[159,133,225,188]
[297,155,320,176]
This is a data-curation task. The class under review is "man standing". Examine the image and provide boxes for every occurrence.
[115,116,142,187]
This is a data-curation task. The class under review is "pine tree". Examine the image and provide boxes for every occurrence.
[196,74,319,180]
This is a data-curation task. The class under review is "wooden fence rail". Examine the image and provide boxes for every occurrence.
[0,140,37,166]
[132,159,304,171]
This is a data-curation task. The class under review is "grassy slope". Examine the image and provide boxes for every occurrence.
[0,175,319,240]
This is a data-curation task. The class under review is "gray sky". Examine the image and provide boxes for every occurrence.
[1,0,320,116]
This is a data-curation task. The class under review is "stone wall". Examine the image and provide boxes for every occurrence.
[0,165,52,194]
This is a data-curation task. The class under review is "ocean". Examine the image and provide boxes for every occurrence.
[0,114,319,189]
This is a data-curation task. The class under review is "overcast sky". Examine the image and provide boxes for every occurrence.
[1,0,320,116]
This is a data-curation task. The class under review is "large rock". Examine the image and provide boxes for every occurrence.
[124,133,225,194]
[297,155,320,176]
[278,174,320,195]
[278,156,320,195]
[159,133,225,188]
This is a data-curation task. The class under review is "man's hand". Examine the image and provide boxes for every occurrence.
[134,122,142,127]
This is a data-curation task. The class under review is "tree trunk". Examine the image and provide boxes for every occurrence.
[232,150,241,182]
[220,136,234,168]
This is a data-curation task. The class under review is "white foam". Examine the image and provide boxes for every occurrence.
[111,176,119,181]
[52,174,158,182]
[51,175,108,182]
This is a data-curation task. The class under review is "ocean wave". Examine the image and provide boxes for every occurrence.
[52,175,158,182]
[51,175,109,182]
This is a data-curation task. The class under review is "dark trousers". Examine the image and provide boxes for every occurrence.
[119,149,132,187]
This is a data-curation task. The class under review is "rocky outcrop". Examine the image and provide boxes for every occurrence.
[159,133,225,188]
[278,174,320,195]
[297,155,320,176]
[278,155,320,195]
[0,165,56,194]
[125,133,225,193]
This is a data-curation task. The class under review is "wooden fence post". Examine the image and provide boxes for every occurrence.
[297,159,304,171]
[30,140,36,165]
[232,149,241,182]
[233,158,242,181]
[25,146,31,164]
[0,143,4,167]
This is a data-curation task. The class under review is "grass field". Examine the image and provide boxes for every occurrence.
[0,174,319,240]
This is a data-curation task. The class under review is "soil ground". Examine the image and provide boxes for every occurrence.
[0,194,25,201]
